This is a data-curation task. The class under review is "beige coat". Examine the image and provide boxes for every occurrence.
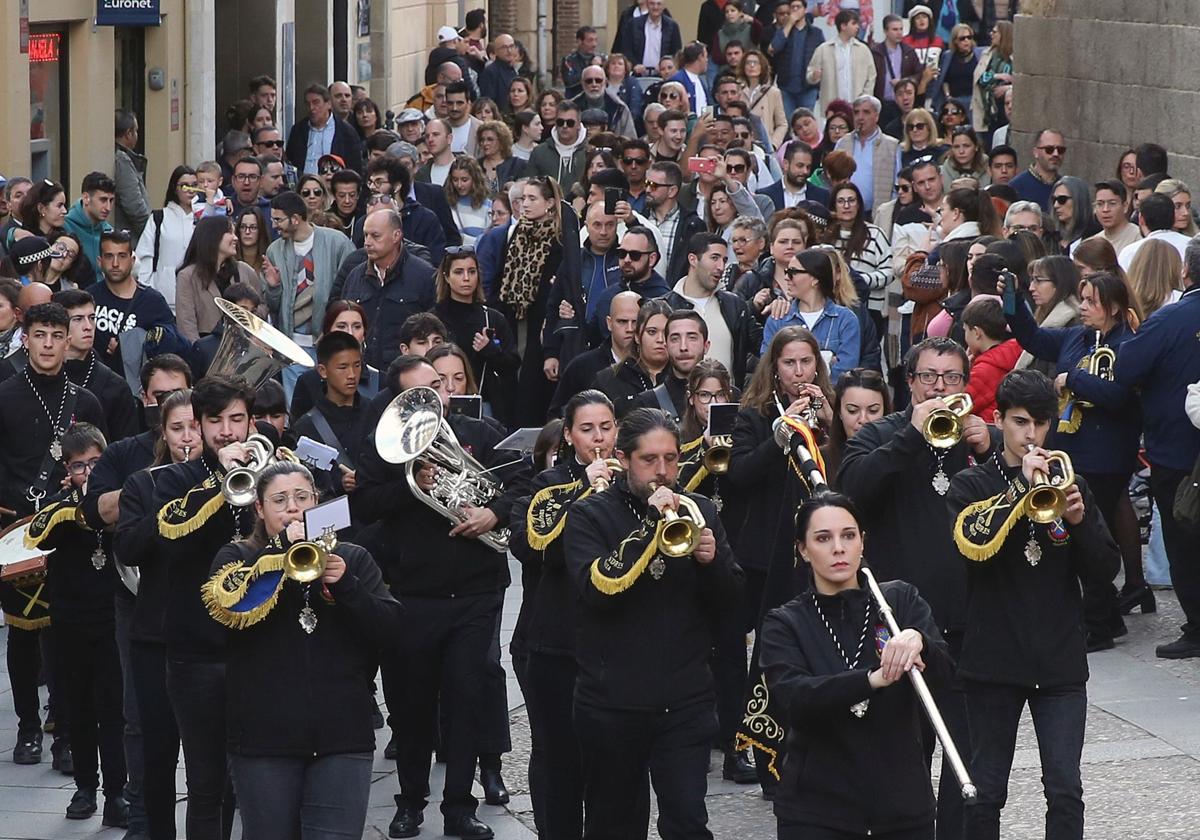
[174,261,268,342]
[746,84,788,148]
[806,38,876,117]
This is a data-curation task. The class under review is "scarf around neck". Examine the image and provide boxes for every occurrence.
[499,216,557,320]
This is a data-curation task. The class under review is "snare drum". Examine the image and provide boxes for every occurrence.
[0,517,50,586]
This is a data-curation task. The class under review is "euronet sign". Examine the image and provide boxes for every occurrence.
[96,0,162,27]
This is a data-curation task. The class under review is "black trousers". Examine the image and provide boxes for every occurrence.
[713,567,764,750]
[1150,465,1200,640]
[512,652,546,839]
[5,623,43,737]
[525,653,584,840]
[115,595,146,832]
[1078,471,1129,638]
[386,592,501,820]
[131,640,181,840]
[476,605,512,756]
[575,699,717,840]
[54,621,126,797]
[919,632,968,840]
[777,821,933,840]
[165,657,227,840]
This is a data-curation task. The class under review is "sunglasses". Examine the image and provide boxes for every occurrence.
[319,164,343,175]
[661,92,681,99]
[444,245,477,256]
[726,163,747,174]
[644,180,669,190]
[896,184,912,193]
[622,156,648,166]
[1038,145,1067,155]
[616,248,650,260]
[783,267,808,279]
[300,188,324,197]
[556,118,578,128]
[906,123,927,130]
[1052,194,1072,205]
[258,140,284,148]
[956,35,974,41]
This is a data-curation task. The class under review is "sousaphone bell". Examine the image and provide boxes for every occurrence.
[209,298,314,390]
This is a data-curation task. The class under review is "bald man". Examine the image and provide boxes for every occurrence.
[549,290,642,417]
[478,34,519,104]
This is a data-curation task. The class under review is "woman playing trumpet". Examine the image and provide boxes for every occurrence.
[509,390,627,840]
[203,460,402,840]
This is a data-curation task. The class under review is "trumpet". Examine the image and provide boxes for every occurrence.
[1074,337,1115,410]
[923,393,973,449]
[649,482,706,558]
[861,567,977,802]
[1025,447,1075,524]
[590,449,623,492]
[222,434,300,507]
[283,527,338,583]
[703,436,732,474]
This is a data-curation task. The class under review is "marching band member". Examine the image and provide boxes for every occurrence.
[837,336,994,840]
[116,388,200,840]
[759,493,951,840]
[564,407,741,840]
[948,370,1119,840]
[510,389,622,840]
[1000,270,1143,649]
[0,302,106,770]
[727,326,831,790]
[202,461,403,840]
[353,355,530,840]
[153,375,260,840]
[26,423,127,826]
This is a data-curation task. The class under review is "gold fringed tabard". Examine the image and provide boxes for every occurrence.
[588,526,660,595]
[952,473,1031,562]
[158,475,226,540]
[24,493,84,549]
[200,549,288,630]
[526,479,591,550]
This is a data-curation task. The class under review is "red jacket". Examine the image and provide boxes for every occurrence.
[968,339,1023,421]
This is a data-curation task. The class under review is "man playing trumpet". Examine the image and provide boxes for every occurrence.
[948,369,1119,840]
[837,336,995,840]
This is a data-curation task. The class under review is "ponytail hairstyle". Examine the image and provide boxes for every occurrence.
[557,389,617,462]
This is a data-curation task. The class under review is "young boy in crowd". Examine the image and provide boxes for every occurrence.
[292,331,366,499]
[963,297,1022,420]
[193,161,232,219]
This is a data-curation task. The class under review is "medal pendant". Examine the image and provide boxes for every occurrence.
[91,548,106,570]
[850,699,869,718]
[1024,537,1042,566]
[50,439,62,460]
[298,606,318,634]
[932,469,950,496]
[713,493,724,513]
[649,555,666,580]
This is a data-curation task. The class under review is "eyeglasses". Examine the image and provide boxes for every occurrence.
[1037,145,1067,155]
[300,188,324,197]
[258,140,284,148]
[265,490,315,510]
[1052,194,1071,205]
[616,248,650,260]
[67,457,101,475]
[691,390,726,404]
[912,371,965,386]
[367,193,395,206]
[556,118,578,128]
[730,236,759,246]
[622,156,648,166]
[233,173,259,182]
[835,196,857,206]
[726,163,747,174]
[237,224,259,232]
[1006,223,1040,233]
[1030,274,1052,283]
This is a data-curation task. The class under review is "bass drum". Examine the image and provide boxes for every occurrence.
[0,516,51,586]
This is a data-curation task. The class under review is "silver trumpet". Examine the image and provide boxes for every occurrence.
[375,386,510,552]
[222,434,300,507]
[861,567,978,802]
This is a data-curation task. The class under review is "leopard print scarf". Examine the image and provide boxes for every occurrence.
[498,217,556,320]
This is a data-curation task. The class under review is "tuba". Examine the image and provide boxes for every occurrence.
[283,528,338,583]
[1025,448,1076,524]
[703,436,732,475]
[374,386,510,552]
[648,482,706,558]
[222,434,300,507]
[209,298,315,390]
[923,393,973,449]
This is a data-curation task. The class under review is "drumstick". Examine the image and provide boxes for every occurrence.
[0,506,16,518]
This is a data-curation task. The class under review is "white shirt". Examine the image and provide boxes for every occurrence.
[834,38,855,103]
[673,279,733,371]
[450,121,471,153]
[1118,229,1192,271]
[642,17,663,68]
[430,161,452,187]
[782,184,808,209]
[686,70,708,113]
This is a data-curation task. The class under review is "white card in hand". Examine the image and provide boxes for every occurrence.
[304,496,352,539]
[295,436,338,470]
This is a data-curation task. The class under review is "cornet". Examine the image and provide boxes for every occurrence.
[923,393,973,449]
[1074,335,1115,410]
[703,436,732,475]
[283,527,338,583]
[590,449,623,492]
[1025,447,1075,524]
[648,482,706,558]
[222,435,300,507]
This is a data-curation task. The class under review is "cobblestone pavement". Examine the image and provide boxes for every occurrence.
[1,563,1196,839]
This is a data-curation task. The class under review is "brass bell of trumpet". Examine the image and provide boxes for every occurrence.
[590,449,622,492]
[283,528,338,583]
[1025,449,1075,525]
[1075,346,1116,410]
[703,436,732,475]
[923,393,974,449]
[222,434,301,507]
[649,482,707,558]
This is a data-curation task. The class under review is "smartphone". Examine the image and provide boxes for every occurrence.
[700,105,714,120]
[687,157,717,175]
[707,402,739,438]
[449,394,483,420]
[1000,269,1017,315]
[603,187,620,215]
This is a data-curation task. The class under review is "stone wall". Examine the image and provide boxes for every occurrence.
[1011,0,1200,185]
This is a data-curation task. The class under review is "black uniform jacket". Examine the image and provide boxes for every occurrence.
[211,539,403,757]
[948,461,1120,688]
[563,475,742,711]
[758,575,951,835]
